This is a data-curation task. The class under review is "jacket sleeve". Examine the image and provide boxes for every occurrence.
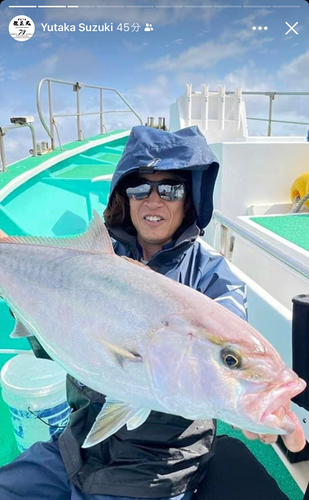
[198,248,247,321]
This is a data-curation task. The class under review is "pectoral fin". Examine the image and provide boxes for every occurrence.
[10,321,32,339]
[97,338,142,367]
[82,398,148,448]
[126,408,151,430]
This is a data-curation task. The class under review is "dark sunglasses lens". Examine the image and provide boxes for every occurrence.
[158,183,185,201]
[126,183,151,200]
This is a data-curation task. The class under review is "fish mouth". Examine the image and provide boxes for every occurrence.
[260,379,306,433]
[242,377,306,434]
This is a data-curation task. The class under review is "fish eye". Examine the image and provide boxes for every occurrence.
[220,347,242,369]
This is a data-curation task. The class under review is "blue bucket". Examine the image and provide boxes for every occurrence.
[0,352,71,452]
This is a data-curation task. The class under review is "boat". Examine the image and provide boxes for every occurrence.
[0,78,308,499]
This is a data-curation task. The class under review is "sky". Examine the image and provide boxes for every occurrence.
[0,0,309,165]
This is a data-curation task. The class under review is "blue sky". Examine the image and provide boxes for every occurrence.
[0,0,309,164]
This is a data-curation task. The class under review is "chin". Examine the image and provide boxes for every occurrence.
[145,237,166,244]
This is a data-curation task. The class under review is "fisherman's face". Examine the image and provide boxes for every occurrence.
[128,171,186,249]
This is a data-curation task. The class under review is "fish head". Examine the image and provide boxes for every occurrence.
[146,307,306,436]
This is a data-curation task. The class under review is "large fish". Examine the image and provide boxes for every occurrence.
[0,212,306,449]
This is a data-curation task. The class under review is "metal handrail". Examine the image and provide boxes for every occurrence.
[225,91,309,137]
[0,123,37,172]
[37,78,143,150]
[247,117,309,127]
[212,210,309,280]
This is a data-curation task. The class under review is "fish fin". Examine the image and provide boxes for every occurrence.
[126,408,151,430]
[10,321,32,338]
[97,338,142,367]
[81,398,140,448]
[121,256,153,270]
[0,211,114,255]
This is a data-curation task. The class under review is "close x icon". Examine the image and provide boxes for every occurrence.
[285,22,298,35]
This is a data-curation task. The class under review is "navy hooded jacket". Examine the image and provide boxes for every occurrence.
[57,126,247,496]
[106,126,247,320]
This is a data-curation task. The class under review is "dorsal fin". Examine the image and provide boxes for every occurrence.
[0,211,114,255]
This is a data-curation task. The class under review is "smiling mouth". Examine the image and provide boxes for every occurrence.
[144,216,164,224]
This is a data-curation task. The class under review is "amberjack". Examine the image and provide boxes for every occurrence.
[0,212,306,449]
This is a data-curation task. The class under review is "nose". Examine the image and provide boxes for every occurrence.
[145,187,163,206]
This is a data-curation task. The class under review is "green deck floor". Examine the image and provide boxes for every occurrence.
[251,214,309,252]
[0,130,128,191]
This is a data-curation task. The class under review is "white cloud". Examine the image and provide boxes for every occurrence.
[19,47,98,85]
[231,8,272,28]
[123,40,148,51]
[125,75,172,126]
[146,40,247,71]
[0,62,20,82]
[172,38,183,45]
[278,50,309,90]
[145,12,276,74]
[40,42,53,49]
[0,7,13,34]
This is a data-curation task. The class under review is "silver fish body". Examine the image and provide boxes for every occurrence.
[0,213,306,448]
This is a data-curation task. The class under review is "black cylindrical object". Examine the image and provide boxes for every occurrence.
[292,294,309,410]
[278,294,309,463]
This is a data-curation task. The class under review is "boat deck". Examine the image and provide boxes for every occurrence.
[0,130,127,191]
[252,214,309,252]
[0,131,128,236]
[0,133,306,499]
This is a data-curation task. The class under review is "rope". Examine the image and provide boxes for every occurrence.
[291,194,309,213]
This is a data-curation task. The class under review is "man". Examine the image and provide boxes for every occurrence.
[0,125,296,499]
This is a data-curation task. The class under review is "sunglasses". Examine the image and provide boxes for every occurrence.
[126,180,186,202]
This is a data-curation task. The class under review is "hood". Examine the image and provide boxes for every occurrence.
[108,125,219,230]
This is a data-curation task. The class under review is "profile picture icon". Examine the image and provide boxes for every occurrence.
[144,23,154,32]
[9,15,35,41]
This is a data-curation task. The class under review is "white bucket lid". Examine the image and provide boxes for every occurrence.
[0,352,67,397]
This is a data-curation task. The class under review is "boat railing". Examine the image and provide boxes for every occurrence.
[0,120,38,173]
[37,77,144,150]
[226,91,309,137]
[213,210,309,281]
[174,86,309,140]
